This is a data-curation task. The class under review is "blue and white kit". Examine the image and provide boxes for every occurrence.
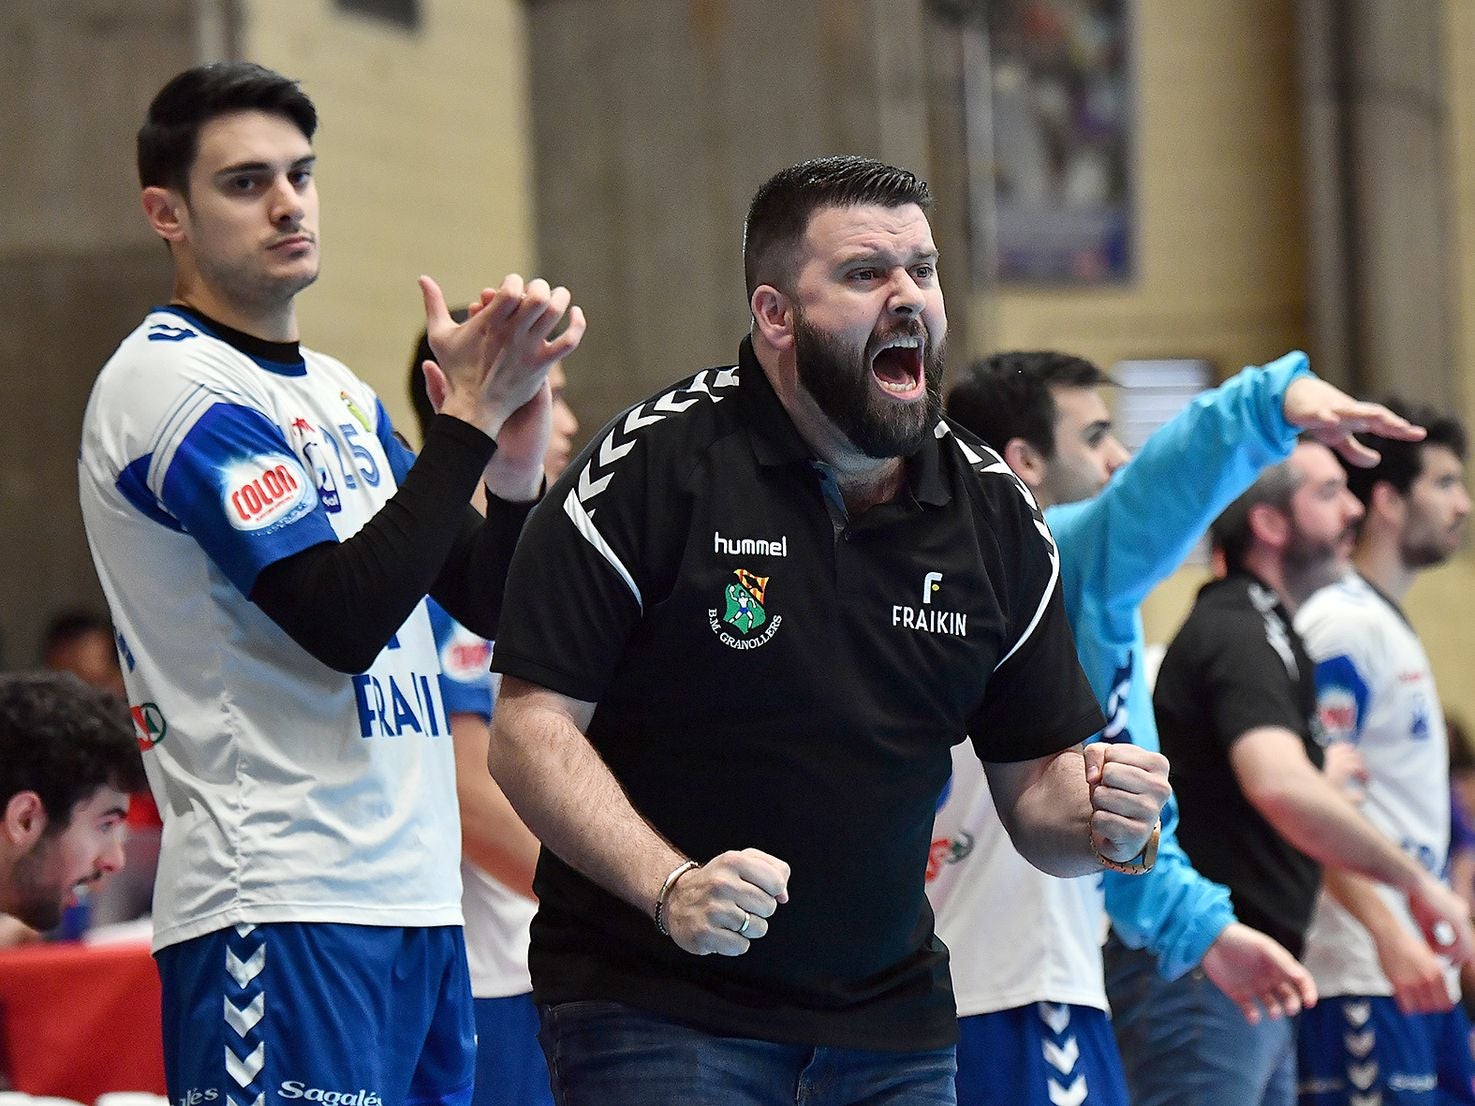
[429,602,537,1002]
[1295,573,1475,1104]
[79,307,474,1106]
[428,602,551,1106]
[928,352,1309,1105]
[79,306,462,950]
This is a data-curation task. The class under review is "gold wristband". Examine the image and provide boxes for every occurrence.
[1094,819,1160,875]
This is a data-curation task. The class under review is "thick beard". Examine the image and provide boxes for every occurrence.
[1284,521,1351,592]
[1400,529,1459,570]
[8,838,67,932]
[793,311,945,459]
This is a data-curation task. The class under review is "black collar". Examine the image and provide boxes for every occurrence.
[165,303,303,368]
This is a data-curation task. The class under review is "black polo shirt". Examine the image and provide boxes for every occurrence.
[491,337,1104,1051]
[1153,572,1324,957]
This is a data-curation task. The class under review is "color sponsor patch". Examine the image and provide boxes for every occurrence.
[438,625,492,683]
[223,455,313,531]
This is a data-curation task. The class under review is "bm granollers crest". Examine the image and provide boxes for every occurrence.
[709,569,783,649]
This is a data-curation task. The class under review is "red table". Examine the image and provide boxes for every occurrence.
[0,939,165,1101]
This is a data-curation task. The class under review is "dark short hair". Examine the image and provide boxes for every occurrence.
[1210,457,1304,574]
[138,61,317,192]
[406,307,470,441]
[40,610,113,663]
[0,672,144,831]
[945,351,1113,457]
[743,156,932,298]
[1342,397,1468,507]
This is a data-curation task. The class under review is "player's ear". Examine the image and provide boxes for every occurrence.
[142,186,187,244]
[751,285,795,351]
[1247,501,1289,550]
[1003,437,1048,492]
[2,791,47,848]
[1368,480,1404,524]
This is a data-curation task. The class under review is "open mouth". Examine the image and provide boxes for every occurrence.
[869,335,925,401]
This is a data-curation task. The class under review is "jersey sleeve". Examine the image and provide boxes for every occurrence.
[428,600,495,720]
[1103,792,1236,979]
[1201,609,1311,748]
[151,397,338,596]
[966,482,1104,762]
[1296,599,1380,745]
[489,408,655,702]
[1049,352,1310,619]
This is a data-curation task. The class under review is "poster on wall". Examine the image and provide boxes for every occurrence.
[987,0,1133,282]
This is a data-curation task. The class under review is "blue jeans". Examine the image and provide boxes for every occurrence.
[536,999,958,1105]
[1104,936,1295,1106]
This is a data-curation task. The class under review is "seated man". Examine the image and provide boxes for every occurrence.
[0,671,143,932]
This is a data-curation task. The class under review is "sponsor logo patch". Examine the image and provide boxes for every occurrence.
[925,830,974,881]
[439,627,492,683]
[223,455,313,531]
[278,1083,383,1106]
[893,571,968,636]
[131,702,167,750]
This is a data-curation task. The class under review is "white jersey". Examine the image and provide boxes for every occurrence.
[429,604,536,999]
[79,307,462,952]
[927,743,1107,1015]
[1295,572,1455,998]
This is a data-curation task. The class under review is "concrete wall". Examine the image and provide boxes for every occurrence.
[985,0,1309,377]
[244,0,536,438]
[0,1,197,669]
[0,0,533,667]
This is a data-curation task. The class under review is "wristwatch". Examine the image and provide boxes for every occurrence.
[1094,818,1160,875]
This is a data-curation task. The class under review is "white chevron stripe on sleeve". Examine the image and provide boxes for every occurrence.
[564,490,643,610]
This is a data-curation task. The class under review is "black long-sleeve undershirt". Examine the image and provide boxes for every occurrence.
[250,414,536,673]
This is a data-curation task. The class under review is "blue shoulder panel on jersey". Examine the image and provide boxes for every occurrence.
[428,599,494,720]
[375,398,417,486]
[1313,653,1370,742]
[116,453,187,532]
[158,402,338,596]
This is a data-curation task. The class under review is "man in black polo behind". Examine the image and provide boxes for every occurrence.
[1111,442,1474,1106]
[487,157,1171,1103]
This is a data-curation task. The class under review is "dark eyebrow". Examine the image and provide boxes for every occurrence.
[100,805,128,821]
[214,154,317,180]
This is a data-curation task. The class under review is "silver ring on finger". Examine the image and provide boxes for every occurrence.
[737,910,753,937]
